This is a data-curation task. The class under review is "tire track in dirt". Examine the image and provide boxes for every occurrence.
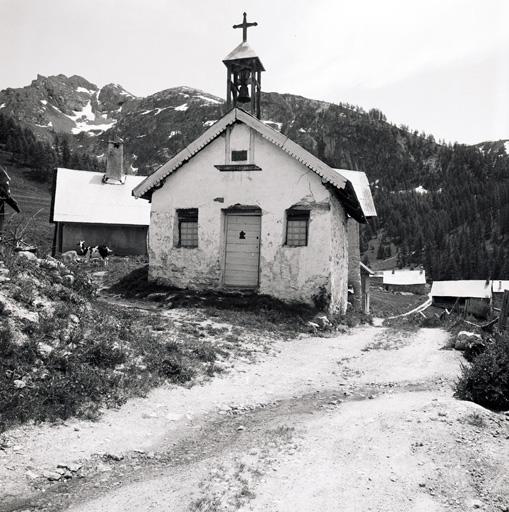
[1,378,454,512]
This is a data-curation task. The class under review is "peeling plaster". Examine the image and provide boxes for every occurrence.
[148,123,350,312]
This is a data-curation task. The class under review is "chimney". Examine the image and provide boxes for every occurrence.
[103,137,125,184]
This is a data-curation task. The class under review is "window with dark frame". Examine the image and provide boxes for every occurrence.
[177,208,198,248]
[285,209,310,247]
[231,150,248,162]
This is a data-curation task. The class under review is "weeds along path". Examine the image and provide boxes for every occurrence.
[1,324,508,512]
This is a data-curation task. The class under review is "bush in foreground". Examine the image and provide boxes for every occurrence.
[455,332,509,410]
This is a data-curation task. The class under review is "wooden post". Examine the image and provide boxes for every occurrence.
[256,70,261,119]
[226,69,232,109]
[499,290,509,331]
[250,63,256,115]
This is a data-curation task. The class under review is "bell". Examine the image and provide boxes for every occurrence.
[237,83,251,103]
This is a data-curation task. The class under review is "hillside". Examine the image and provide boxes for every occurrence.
[1,74,509,280]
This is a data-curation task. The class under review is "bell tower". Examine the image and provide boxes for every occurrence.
[223,12,265,118]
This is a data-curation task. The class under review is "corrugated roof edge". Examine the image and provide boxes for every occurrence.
[132,108,348,200]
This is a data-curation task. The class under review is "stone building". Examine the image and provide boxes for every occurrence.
[51,139,150,255]
[132,14,376,314]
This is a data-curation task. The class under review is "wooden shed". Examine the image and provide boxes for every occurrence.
[431,280,492,318]
[383,269,427,294]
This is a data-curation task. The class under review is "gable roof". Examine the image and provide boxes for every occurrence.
[52,168,150,226]
[132,108,373,222]
[383,269,426,286]
[333,169,377,218]
[431,280,492,299]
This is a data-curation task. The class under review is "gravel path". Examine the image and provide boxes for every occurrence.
[1,325,508,512]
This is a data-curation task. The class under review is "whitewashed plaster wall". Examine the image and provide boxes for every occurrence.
[329,193,349,314]
[148,122,349,311]
[347,219,361,310]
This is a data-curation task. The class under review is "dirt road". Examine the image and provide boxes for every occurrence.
[1,325,508,511]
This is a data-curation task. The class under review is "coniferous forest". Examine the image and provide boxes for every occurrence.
[0,113,103,182]
[292,103,509,281]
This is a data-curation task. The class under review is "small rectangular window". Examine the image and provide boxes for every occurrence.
[286,209,310,247]
[177,208,198,248]
[231,150,248,162]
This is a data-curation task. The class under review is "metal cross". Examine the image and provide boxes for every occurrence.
[233,12,258,43]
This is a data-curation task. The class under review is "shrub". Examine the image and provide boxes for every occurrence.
[463,338,488,362]
[191,341,224,362]
[156,342,196,383]
[11,279,36,306]
[455,333,509,410]
[0,324,15,356]
[80,340,127,369]
[159,353,196,383]
[71,267,97,298]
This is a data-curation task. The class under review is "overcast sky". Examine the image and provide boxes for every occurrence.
[0,0,508,144]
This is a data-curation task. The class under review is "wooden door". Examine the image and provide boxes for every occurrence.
[224,213,261,288]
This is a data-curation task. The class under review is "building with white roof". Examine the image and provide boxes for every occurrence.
[382,269,427,294]
[431,280,492,300]
[51,140,150,255]
[431,280,492,318]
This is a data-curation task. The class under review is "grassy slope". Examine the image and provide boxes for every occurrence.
[0,252,317,428]
[369,286,430,318]
[0,152,53,253]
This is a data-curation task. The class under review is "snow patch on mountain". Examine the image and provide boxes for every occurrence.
[155,106,172,115]
[0,103,5,109]
[195,94,222,105]
[174,103,188,111]
[67,101,95,123]
[76,86,95,95]
[263,120,283,131]
[66,100,116,134]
